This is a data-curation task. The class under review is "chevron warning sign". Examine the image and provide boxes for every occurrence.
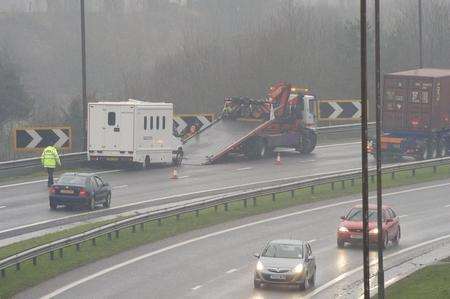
[173,114,214,137]
[318,100,361,120]
[14,127,71,152]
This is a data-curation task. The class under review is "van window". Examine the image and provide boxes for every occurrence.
[411,91,420,103]
[144,116,147,130]
[108,112,116,126]
[156,116,160,130]
[162,116,166,130]
[150,116,154,130]
[422,91,429,104]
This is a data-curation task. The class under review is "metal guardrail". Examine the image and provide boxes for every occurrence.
[0,152,87,172]
[0,123,369,172]
[1,156,450,277]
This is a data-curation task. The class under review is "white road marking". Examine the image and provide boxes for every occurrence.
[0,179,48,189]
[177,176,189,179]
[0,141,359,190]
[92,170,121,175]
[361,276,401,298]
[191,285,202,291]
[236,167,252,171]
[316,142,361,149]
[2,167,370,235]
[226,268,237,274]
[39,182,450,299]
[112,185,128,190]
[308,239,317,243]
[299,159,316,163]
[0,206,6,209]
[0,170,120,190]
[399,214,409,218]
[306,233,450,298]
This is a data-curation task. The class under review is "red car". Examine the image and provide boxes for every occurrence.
[337,204,401,249]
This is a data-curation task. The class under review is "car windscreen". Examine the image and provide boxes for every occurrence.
[262,243,303,259]
[57,175,87,186]
[346,208,381,221]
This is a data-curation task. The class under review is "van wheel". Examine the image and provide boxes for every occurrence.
[145,156,151,169]
[49,200,57,210]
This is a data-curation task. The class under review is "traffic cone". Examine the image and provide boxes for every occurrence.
[275,152,282,165]
[171,168,178,179]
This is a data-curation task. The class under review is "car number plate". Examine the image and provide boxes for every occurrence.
[270,274,286,280]
[60,189,74,194]
[351,234,363,239]
[107,157,119,161]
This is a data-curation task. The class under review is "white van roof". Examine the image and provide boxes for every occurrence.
[90,99,173,107]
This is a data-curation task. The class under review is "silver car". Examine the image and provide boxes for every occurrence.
[253,239,316,290]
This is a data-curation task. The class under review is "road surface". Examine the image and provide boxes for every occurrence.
[0,142,364,240]
[16,179,450,299]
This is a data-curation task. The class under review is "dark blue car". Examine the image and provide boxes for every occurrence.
[49,173,112,210]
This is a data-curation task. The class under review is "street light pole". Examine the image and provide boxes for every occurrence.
[375,0,385,297]
[360,0,370,297]
[418,0,423,68]
[80,0,87,151]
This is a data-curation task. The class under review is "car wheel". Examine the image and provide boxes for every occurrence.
[337,239,345,248]
[103,193,111,208]
[89,197,96,211]
[253,280,261,289]
[301,272,310,290]
[49,200,57,210]
[309,269,316,286]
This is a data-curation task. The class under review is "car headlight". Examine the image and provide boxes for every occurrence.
[293,263,304,274]
[256,261,264,271]
[338,226,349,233]
[369,228,379,234]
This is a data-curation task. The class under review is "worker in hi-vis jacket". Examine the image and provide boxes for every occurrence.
[41,146,61,187]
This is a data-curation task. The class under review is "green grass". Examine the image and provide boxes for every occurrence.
[0,217,125,261]
[1,164,450,298]
[385,262,450,299]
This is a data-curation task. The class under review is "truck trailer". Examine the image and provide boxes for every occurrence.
[182,82,317,165]
[370,68,450,160]
[88,100,183,167]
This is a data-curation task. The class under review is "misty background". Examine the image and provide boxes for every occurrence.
[0,0,449,160]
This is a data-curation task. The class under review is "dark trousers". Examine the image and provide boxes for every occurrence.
[46,168,54,187]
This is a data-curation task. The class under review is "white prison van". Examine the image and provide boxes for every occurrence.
[88,99,182,167]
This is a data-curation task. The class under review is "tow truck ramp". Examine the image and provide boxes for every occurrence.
[182,118,273,165]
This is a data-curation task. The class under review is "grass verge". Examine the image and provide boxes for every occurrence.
[1,164,450,298]
[384,260,450,299]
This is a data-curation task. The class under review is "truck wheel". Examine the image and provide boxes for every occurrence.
[430,142,438,159]
[298,130,317,154]
[416,146,429,160]
[438,139,447,157]
[245,138,266,159]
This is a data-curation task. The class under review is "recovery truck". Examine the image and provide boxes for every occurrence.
[369,68,450,160]
[182,82,318,164]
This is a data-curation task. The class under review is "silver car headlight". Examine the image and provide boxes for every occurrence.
[293,263,304,274]
[256,260,264,272]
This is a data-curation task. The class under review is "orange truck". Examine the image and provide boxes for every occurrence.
[182,83,318,164]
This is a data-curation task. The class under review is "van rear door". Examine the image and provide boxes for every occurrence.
[98,105,134,151]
